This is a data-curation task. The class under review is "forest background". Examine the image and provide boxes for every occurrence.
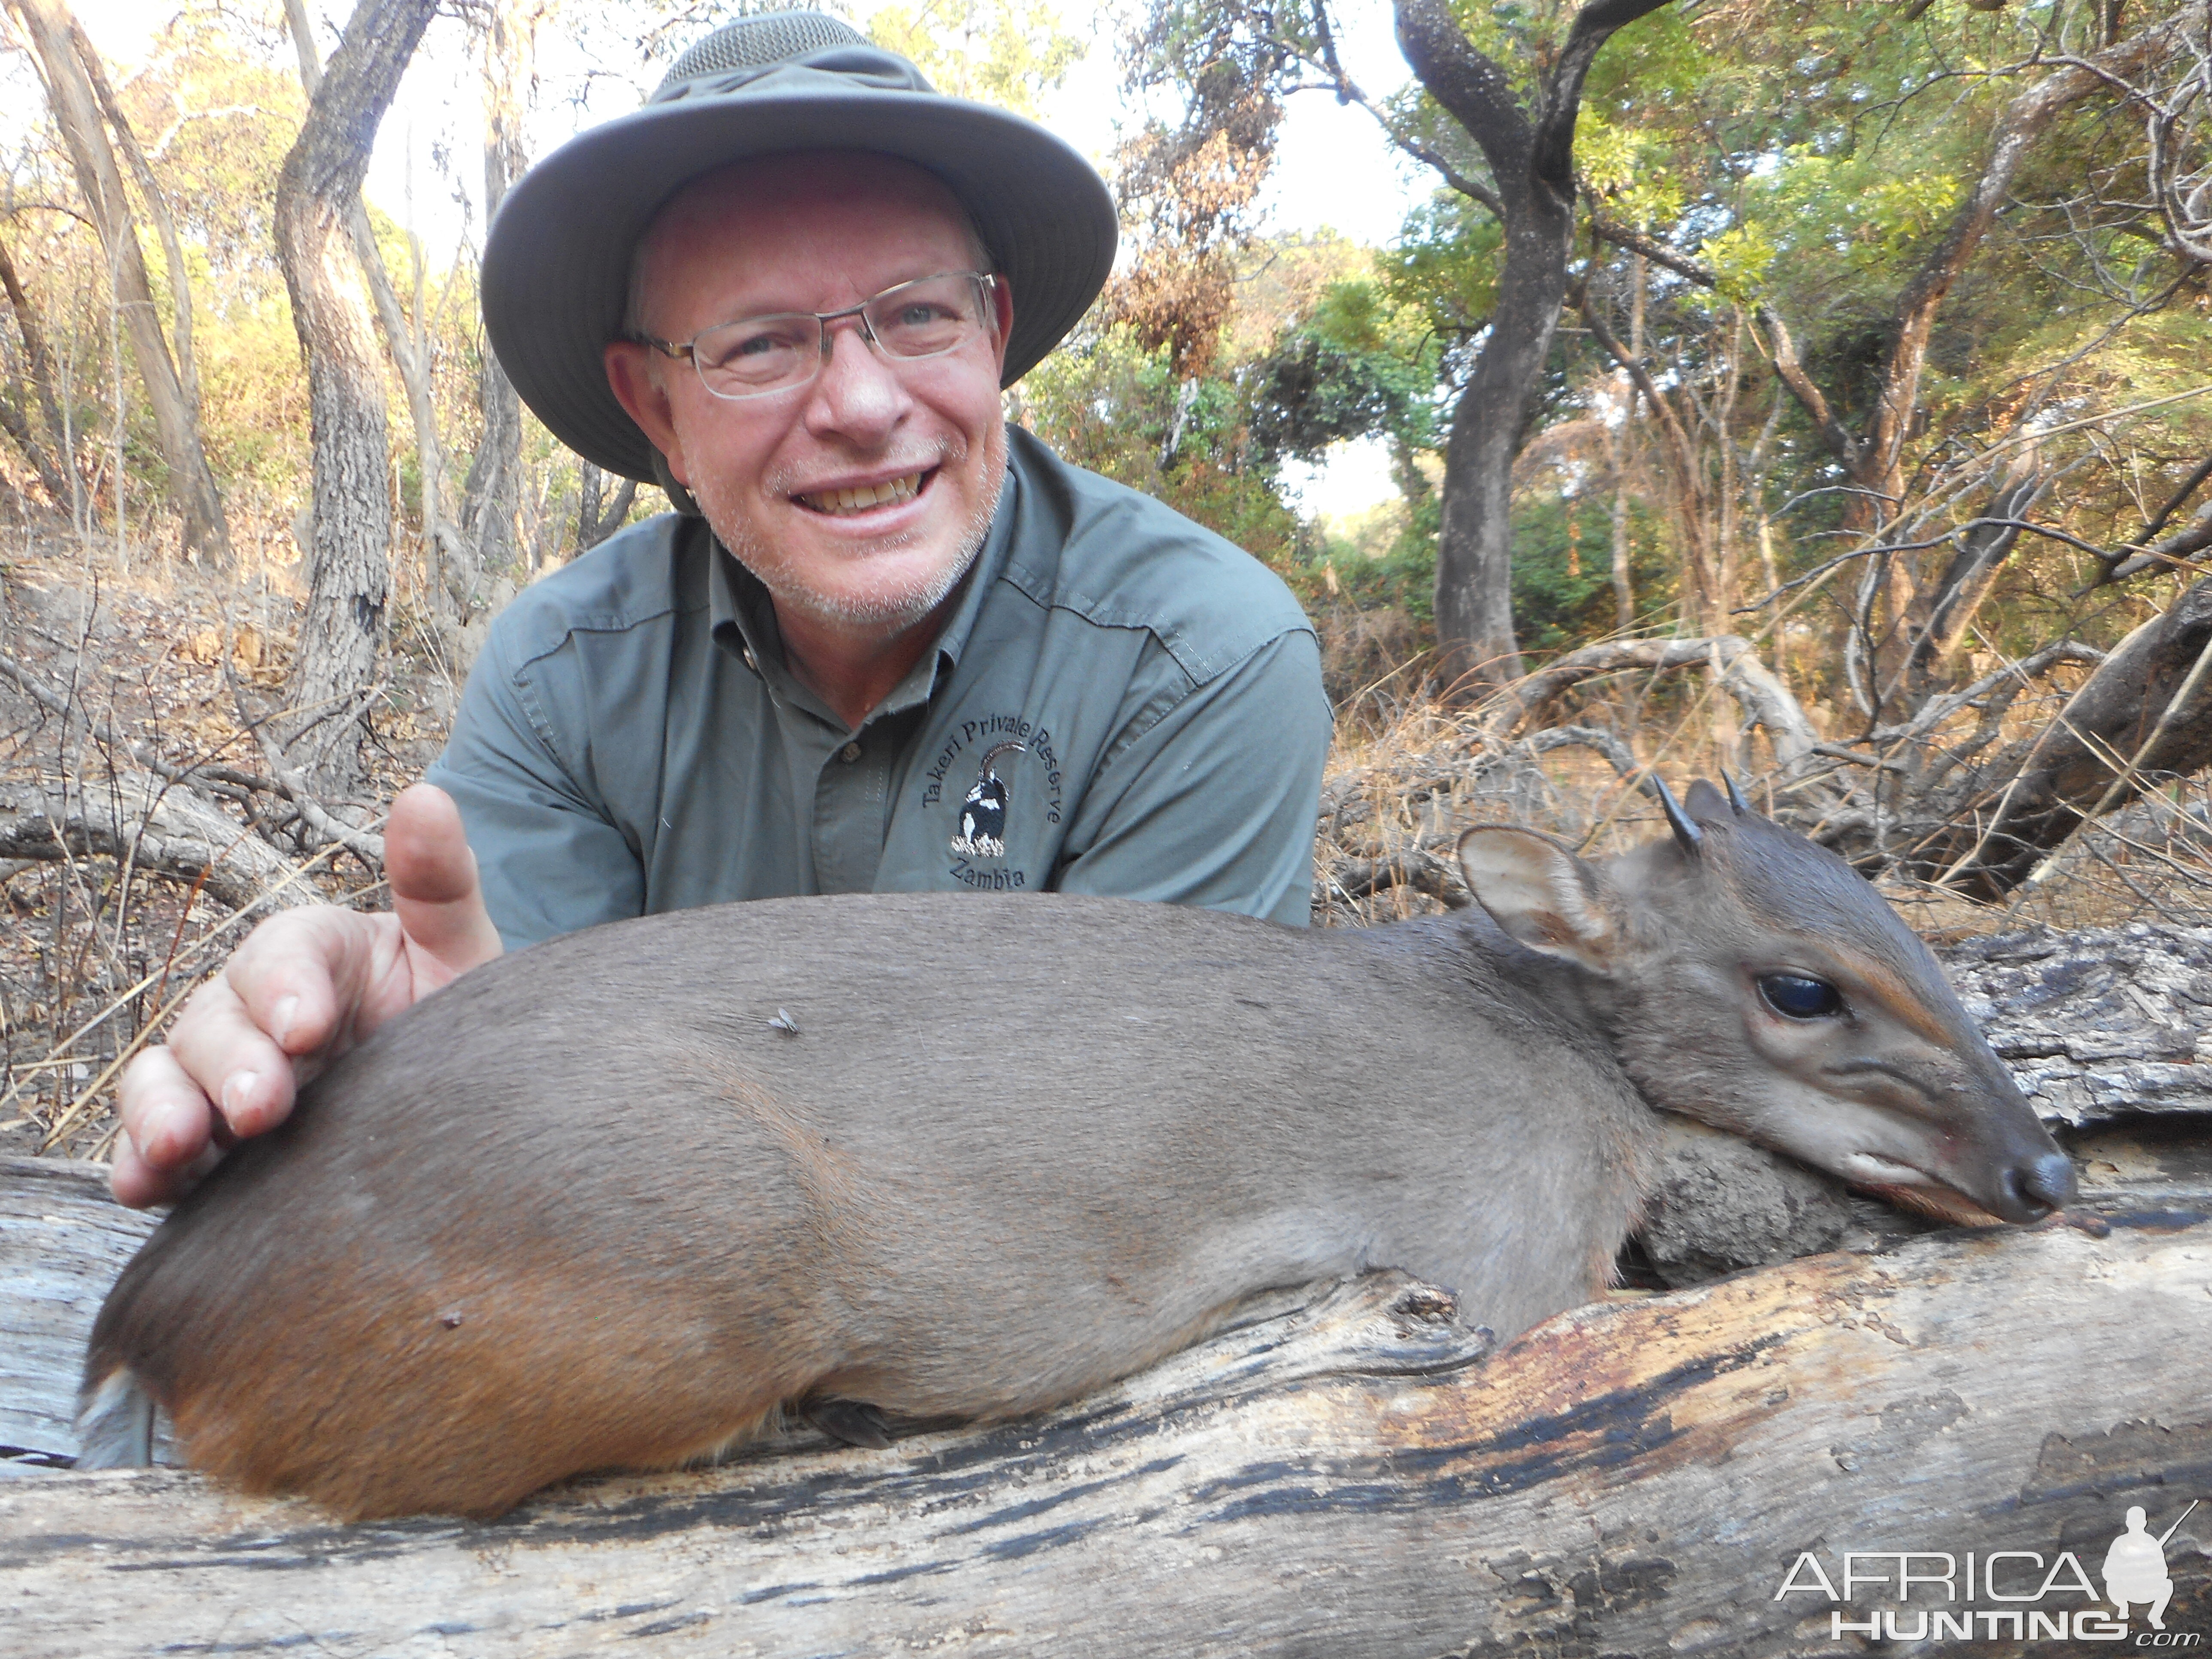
[0,0,2209,1158]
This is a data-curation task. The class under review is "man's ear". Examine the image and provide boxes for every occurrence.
[1456,826,1625,975]
[604,342,689,486]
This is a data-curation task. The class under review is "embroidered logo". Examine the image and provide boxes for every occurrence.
[949,741,1024,858]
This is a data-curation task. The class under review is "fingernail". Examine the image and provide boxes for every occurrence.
[270,996,300,1046]
[220,1071,261,1122]
[136,1103,182,1162]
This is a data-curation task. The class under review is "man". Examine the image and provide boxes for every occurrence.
[115,12,1330,1206]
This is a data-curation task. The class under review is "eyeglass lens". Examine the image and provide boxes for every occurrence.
[690,273,990,397]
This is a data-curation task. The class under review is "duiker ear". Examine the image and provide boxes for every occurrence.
[1456,826,1624,975]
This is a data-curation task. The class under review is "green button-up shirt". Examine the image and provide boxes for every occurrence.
[427,427,1331,948]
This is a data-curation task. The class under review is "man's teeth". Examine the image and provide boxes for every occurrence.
[799,472,923,514]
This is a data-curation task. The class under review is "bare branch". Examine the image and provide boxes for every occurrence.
[225,665,387,868]
[1501,636,1818,768]
[1303,0,1504,216]
[1750,304,1862,471]
[1583,202,1718,289]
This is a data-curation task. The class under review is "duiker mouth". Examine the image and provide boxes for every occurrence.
[1840,1152,2069,1227]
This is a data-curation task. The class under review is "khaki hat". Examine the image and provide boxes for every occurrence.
[481,10,1117,484]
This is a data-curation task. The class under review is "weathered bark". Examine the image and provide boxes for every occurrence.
[0,776,312,915]
[1947,921,2212,1129]
[1392,0,1673,700]
[2,1182,2205,1656]
[281,0,468,652]
[273,0,435,793]
[7,0,229,565]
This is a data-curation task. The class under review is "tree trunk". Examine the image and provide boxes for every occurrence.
[0,230,76,508]
[273,0,435,794]
[577,460,638,554]
[1392,0,1674,702]
[71,17,198,417]
[280,0,464,650]
[454,0,534,620]
[8,0,229,566]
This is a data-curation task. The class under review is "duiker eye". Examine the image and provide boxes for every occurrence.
[1759,973,1844,1019]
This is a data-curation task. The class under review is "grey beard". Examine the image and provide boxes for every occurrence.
[703,426,1007,631]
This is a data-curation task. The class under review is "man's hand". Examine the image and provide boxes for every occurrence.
[114,783,504,1207]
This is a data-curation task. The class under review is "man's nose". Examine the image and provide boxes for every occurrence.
[804,319,911,442]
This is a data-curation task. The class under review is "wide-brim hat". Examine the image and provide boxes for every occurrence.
[482,10,1118,484]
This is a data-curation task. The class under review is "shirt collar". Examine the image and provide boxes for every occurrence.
[708,460,1019,723]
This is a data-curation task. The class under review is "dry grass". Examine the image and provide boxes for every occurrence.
[0,523,449,1164]
[1312,668,2212,937]
[2,522,2204,1168]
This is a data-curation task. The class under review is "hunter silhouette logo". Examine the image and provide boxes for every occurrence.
[950,741,1025,858]
[2106,1501,2197,1631]
[1774,1495,2205,1644]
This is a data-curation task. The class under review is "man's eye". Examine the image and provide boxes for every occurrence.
[701,323,806,367]
[1759,974,1844,1019]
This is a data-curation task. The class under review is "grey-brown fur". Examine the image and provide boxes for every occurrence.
[78,794,2072,1519]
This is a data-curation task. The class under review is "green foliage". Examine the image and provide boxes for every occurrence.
[1507,494,1669,653]
[1247,278,1442,465]
[867,0,1083,120]
[1020,324,1298,563]
[1304,494,1440,623]
[1379,193,1504,339]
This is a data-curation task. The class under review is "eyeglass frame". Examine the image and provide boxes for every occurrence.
[632,270,1004,402]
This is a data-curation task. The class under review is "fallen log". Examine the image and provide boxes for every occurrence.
[0,1206,2206,1656]
[0,771,313,915]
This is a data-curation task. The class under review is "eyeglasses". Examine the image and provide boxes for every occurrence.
[635,271,1000,401]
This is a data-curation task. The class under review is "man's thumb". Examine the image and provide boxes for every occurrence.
[387,783,503,971]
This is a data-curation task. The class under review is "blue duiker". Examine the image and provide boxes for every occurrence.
[78,778,2073,1519]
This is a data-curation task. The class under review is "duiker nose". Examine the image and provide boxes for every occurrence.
[2002,1150,2078,1215]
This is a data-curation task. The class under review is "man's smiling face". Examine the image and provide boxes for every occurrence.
[605,152,1012,633]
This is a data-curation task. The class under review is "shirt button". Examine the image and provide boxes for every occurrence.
[839,741,863,763]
